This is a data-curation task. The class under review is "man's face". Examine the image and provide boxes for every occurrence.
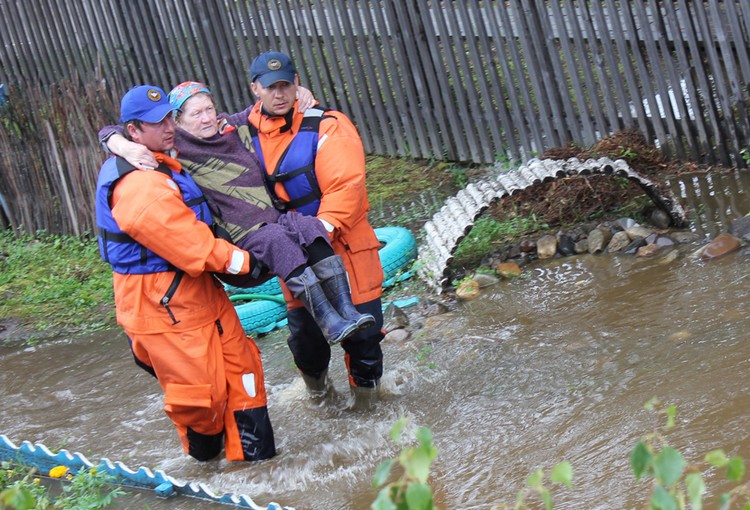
[177,93,218,139]
[127,115,176,152]
[251,75,299,116]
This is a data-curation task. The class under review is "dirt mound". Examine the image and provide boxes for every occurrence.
[491,129,677,227]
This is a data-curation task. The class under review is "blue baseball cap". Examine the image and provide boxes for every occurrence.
[250,51,296,87]
[119,85,176,123]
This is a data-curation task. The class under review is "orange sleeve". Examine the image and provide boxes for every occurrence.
[314,112,370,234]
[110,170,250,277]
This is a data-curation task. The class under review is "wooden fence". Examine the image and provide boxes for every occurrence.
[1,1,749,235]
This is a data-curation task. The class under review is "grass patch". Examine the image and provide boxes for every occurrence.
[452,215,549,268]
[0,230,115,339]
[365,155,479,230]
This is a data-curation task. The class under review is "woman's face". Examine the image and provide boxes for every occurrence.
[177,93,218,138]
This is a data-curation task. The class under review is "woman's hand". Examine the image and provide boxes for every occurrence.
[107,134,157,169]
[296,86,317,113]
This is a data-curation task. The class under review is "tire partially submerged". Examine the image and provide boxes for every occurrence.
[229,226,417,336]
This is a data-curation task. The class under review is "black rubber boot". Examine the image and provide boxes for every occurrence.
[311,255,376,331]
[285,267,359,345]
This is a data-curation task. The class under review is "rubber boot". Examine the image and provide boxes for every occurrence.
[300,369,334,403]
[349,384,379,411]
[285,267,359,345]
[311,255,375,331]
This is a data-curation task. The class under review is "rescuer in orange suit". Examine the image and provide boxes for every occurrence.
[229,51,385,408]
[94,85,275,462]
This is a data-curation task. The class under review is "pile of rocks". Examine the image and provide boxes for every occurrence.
[455,215,750,299]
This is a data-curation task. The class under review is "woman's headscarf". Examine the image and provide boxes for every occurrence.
[168,81,212,110]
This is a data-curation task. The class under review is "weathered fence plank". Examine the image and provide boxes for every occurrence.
[1,1,749,235]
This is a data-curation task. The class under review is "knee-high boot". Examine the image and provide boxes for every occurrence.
[310,255,375,330]
[285,267,359,345]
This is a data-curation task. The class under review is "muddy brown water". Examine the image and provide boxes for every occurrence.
[2,170,750,509]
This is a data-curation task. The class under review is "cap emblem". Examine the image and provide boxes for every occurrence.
[147,89,162,101]
[267,59,282,71]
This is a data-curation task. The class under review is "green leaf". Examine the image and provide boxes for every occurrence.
[526,468,544,489]
[415,427,433,447]
[390,418,408,443]
[665,404,677,429]
[653,447,684,487]
[541,489,553,510]
[685,472,705,510]
[551,461,573,488]
[631,441,653,480]
[726,456,745,482]
[650,485,678,510]
[719,492,730,509]
[373,459,395,488]
[644,397,659,410]
[705,449,729,468]
[406,447,436,483]
[371,487,398,510]
[404,482,433,510]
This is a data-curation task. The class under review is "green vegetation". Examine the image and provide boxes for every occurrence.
[0,462,125,509]
[0,230,115,341]
[372,418,439,510]
[632,398,750,510]
[365,155,478,230]
[372,418,572,510]
[452,214,549,268]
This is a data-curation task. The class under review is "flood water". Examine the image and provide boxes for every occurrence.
[2,170,750,509]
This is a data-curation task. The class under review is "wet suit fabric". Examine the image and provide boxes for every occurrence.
[95,152,274,462]
[235,102,385,388]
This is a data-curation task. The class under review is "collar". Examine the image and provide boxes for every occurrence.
[260,104,295,133]
[153,151,182,172]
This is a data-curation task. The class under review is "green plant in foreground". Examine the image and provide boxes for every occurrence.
[0,462,125,510]
[492,461,573,510]
[631,397,750,509]
[372,418,439,510]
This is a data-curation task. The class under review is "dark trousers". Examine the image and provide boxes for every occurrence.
[286,298,384,388]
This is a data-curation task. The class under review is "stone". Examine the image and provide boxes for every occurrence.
[625,226,654,240]
[588,227,612,254]
[537,234,558,259]
[623,237,647,254]
[606,231,631,253]
[519,238,536,253]
[729,216,750,242]
[422,298,450,316]
[657,249,680,265]
[614,217,639,230]
[650,208,672,229]
[455,279,481,299]
[574,238,589,254]
[383,303,410,332]
[670,231,701,244]
[384,328,410,343]
[702,233,742,259]
[496,261,522,278]
[557,234,577,256]
[472,273,500,288]
[636,243,667,257]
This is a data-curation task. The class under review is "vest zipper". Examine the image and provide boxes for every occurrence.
[161,271,184,325]
[215,319,224,335]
